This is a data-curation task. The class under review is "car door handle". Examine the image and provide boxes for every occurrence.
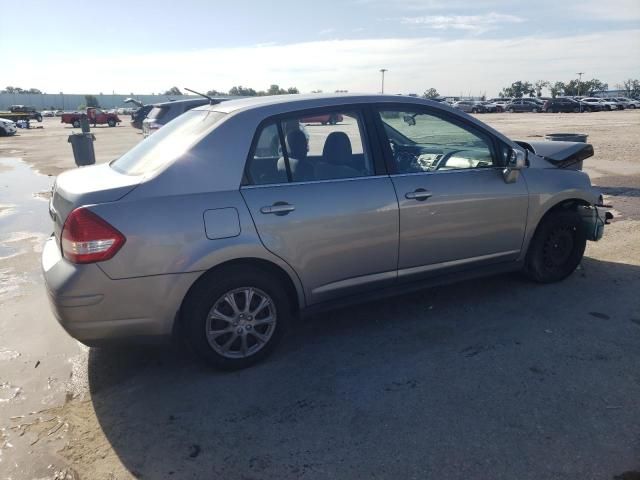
[405,189,432,201]
[260,203,295,215]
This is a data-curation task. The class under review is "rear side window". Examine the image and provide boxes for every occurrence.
[245,110,373,185]
[110,110,226,176]
[147,106,167,120]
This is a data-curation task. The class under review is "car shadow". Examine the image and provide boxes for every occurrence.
[87,257,640,479]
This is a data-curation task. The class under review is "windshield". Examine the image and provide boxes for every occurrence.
[111,110,226,176]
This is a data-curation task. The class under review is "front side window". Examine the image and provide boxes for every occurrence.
[246,110,373,185]
[378,109,495,174]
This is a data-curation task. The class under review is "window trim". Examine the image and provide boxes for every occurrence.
[371,103,505,176]
[242,104,383,187]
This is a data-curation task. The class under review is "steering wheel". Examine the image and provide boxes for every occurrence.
[430,150,461,171]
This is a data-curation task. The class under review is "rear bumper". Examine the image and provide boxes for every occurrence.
[42,236,201,345]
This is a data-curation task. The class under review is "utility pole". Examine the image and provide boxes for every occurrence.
[576,72,584,112]
[380,69,387,94]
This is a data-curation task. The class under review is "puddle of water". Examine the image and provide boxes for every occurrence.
[0,157,54,239]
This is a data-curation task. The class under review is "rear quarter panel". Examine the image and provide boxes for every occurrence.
[88,189,306,306]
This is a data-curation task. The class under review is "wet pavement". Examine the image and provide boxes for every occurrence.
[0,157,86,480]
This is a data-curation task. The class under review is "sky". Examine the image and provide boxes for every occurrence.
[1,0,639,97]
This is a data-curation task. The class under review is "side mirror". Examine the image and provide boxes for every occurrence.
[403,114,416,126]
[503,147,526,183]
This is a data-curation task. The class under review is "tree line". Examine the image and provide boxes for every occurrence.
[1,86,43,94]
[163,85,300,97]
[499,78,640,99]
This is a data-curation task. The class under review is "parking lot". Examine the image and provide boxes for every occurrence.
[1,111,639,479]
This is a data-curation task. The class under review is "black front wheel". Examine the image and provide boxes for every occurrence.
[524,210,587,283]
[107,119,116,127]
[72,119,81,128]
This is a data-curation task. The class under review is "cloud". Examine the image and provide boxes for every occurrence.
[401,12,525,34]
[319,28,335,36]
[5,30,639,97]
[577,0,640,21]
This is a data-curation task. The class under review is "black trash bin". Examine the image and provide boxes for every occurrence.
[68,133,96,167]
[544,133,588,143]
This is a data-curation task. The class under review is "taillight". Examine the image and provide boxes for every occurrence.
[61,208,125,264]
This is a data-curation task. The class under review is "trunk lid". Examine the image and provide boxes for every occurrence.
[515,140,594,170]
[49,163,141,242]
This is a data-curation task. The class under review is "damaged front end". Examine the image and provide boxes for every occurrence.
[579,204,613,241]
[515,140,594,170]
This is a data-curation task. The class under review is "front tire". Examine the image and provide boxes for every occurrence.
[107,119,116,127]
[72,119,81,128]
[524,210,587,283]
[182,266,291,370]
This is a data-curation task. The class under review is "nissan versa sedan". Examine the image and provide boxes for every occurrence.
[43,94,609,369]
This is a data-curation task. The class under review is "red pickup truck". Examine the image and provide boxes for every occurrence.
[61,108,121,128]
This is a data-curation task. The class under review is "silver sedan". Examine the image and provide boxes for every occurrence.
[43,94,608,369]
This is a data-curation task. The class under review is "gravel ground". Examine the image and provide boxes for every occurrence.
[0,110,638,480]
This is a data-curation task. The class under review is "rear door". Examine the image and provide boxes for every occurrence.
[373,105,528,281]
[241,107,399,305]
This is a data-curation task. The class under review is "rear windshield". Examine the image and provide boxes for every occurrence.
[147,106,168,120]
[110,110,226,176]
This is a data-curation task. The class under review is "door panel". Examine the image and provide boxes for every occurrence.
[241,177,399,304]
[374,105,529,279]
[391,169,528,276]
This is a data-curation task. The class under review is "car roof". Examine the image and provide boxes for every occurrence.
[198,93,447,115]
[152,97,212,108]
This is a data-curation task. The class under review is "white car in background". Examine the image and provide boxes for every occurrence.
[0,118,17,136]
[582,97,618,111]
[615,97,639,109]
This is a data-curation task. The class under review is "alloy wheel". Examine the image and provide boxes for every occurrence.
[205,287,277,359]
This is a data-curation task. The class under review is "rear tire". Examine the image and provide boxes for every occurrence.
[471,108,478,114]
[72,119,80,128]
[524,210,587,283]
[508,107,515,113]
[533,107,539,113]
[182,266,291,370]
[107,119,116,127]
[36,114,43,122]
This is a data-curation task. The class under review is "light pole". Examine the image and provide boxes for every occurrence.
[576,72,584,112]
[380,68,387,94]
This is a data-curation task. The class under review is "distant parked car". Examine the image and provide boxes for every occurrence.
[479,101,500,113]
[142,98,211,137]
[61,108,121,128]
[41,110,55,117]
[602,98,625,110]
[0,118,17,136]
[543,98,583,113]
[581,98,616,111]
[580,98,609,111]
[452,101,486,113]
[301,113,344,124]
[8,105,42,122]
[615,97,639,109]
[506,99,543,113]
[54,110,64,117]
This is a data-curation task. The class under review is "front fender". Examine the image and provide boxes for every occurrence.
[519,167,600,259]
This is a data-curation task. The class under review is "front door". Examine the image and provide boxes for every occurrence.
[374,106,528,280]
[241,108,399,305]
